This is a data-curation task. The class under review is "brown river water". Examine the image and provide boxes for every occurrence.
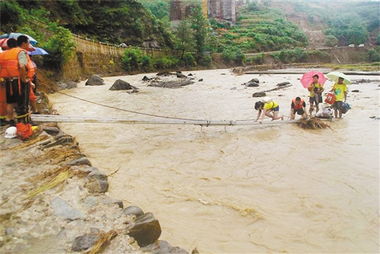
[50,69,379,253]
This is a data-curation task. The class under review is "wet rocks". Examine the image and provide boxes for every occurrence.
[142,76,151,81]
[42,126,60,136]
[351,89,360,93]
[127,212,161,247]
[50,197,84,220]
[123,206,144,218]
[242,78,260,87]
[72,233,100,252]
[109,79,138,92]
[148,80,194,89]
[67,157,92,167]
[176,72,187,78]
[142,240,188,254]
[198,79,203,82]
[252,92,266,97]
[85,75,104,86]
[57,81,77,90]
[85,171,109,193]
[277,81,291,87]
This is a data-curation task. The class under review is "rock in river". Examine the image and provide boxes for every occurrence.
[128,212,161,247]
[110,79,138,91]
[85,75,104,86]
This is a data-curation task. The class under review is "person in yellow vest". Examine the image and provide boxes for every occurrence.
[308,74,324,115]
[255,97,284,122]
[0,35,34,124]
[290,97,308,120]
[331,77,348,118]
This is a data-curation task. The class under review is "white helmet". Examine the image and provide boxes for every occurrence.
[4,126,17,139]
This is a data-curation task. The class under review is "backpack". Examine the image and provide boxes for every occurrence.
[16,122,33,140]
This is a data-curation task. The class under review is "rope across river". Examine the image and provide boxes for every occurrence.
[32,91,307,127]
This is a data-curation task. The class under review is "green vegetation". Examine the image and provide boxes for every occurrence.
[212,5,308,53]
[291,0,379,46]
[368,47,380,62]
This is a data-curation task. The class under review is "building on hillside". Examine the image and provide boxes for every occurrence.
[170,0,237,24]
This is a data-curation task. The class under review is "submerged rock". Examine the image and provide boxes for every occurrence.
[50,197,84,220]
[148,80,194,89]
[142,76,151,81]
[198,79,203,82]
[72,233,100,252]
[109,79,138,91]
[142,240,188,254]
[58,81,77,90]
[351,89,360,93]
[276,81,291,87]
[85,75,104,86]
[128,212,161,247]
[252,92,266,97]
[176,72,187,78]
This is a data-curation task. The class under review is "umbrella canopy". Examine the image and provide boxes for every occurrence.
[300,71,327,88]
[326,71,351,85]
[0,38,8,48]
[28,47,48,56]
[0,33,38,45]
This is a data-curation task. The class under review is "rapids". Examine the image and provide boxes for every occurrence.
[50,69,379,253]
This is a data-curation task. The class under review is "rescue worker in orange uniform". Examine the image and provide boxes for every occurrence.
[290,97,308,120]
[0,35,35,124]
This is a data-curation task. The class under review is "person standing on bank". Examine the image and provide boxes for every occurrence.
[0,35,33,124]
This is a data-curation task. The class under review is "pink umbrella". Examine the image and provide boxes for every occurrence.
[300,71,327,88]
[0,38,9,49]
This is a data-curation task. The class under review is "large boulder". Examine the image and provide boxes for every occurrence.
[123,206,144,218]
[128,212,161,247]
[109,79,138,91]
[85,75,104,86]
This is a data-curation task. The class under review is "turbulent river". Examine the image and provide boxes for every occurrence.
[50,69,379,253]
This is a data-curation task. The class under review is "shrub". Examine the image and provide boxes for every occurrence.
[222,47,245,64]
[368,49,380,62]
[325,35,338,47]
[247,54,265,65]
[153,56,179,69]
[182,52,196,67]
[121,47,145,71]
[376,34,380,46]
[198,55,212,66]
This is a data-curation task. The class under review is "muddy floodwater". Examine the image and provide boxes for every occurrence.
[50,69,379,253]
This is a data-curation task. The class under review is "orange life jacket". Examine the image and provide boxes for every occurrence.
[292,98,304,110]
[0,47,35,79]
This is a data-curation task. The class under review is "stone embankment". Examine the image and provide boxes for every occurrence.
[0,123,188,254]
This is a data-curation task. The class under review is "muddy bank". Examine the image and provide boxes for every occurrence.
[0,124,188,254]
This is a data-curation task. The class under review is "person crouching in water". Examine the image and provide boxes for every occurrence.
[290,97,308,120]
[308,74,324,115]
[255,98,283,122]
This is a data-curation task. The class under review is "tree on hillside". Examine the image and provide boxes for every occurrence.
[175,19,195,58]
[190,6,209,63]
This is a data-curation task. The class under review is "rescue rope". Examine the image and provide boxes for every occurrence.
[56,91,258,122]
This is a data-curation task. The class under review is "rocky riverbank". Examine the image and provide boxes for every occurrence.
[0,123,188,254]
